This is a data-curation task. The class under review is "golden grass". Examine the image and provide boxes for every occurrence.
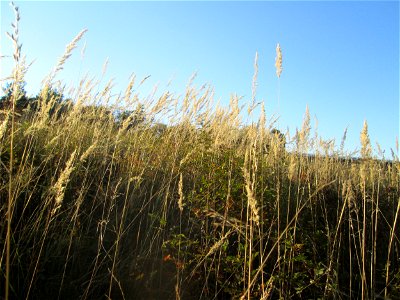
[1,5,399,300]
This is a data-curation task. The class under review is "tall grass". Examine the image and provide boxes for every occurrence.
[1,5,399,299]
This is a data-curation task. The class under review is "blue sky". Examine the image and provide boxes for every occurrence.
[1,1,399,156]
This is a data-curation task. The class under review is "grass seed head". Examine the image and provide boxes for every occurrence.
[0,113,10,140]
[275,43,283,78]
[243,150,260,225]
[288,155,297,181]
[48,28,88,84]
[52,150,77,215]
[360,120,371,158]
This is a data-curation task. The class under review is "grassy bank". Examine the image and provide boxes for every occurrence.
[1,5,399,299]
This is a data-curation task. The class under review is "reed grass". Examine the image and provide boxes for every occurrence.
[1,5,399,299]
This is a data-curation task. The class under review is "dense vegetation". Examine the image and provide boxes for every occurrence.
[1,5,399,299]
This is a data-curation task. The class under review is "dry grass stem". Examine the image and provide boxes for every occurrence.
[178,173,184,213]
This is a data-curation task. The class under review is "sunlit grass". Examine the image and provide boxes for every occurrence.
[1,4,399,299]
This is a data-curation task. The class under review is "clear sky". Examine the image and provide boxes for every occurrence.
[1,1,399,156]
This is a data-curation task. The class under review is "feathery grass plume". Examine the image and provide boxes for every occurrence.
[52,150,77,215]
[275,43,282,78]
[181,73,197,115]
[340,127,348,154]
[344,179,356,211]
[391,148,398,162]
[79,142,97,163]
[150,91,170,116]
[188,84,211,122]
[207,230,232,257]
[258,102,266,151]
[259,102,266,131]
[7,2,21,64]
[288,154,297,181]
[45,28,87,86]
[38,85,67,124]
[6,2,31,106]
[45,133,62,150]
[388,162,397,188]
[376,142,384,159]
[97,78,115,106]
[271,129,285,158]
[299,105,311,150]
[178,173,184,213]
[179,149,195,167]
[249,51,259,114]
[0,113,10,140]
[243,150,260,225]
[360,120,372,159]
[190,229,233,278]
[229,94,241,129]
[124,74,136,104]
